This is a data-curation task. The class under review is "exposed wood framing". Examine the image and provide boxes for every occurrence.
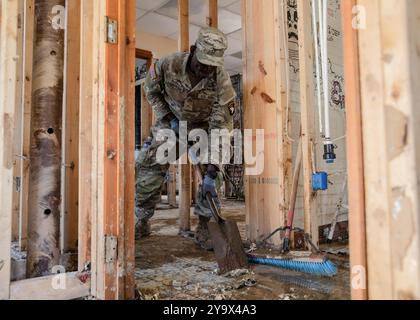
[191,167,197,205]
[168,165,178,207]
[11,0,25,243]
[178,0,192,233]
[342,0,367,300]
[136,48,152,69]
[64,0,81,253]
[358,0,420,299]
[80,0,106,298]
[80,0,135,300]
[297,0,318,245]
[20,0,35,251]
[123,0,136,299]
[27,0,66,278]
[0,0,20,300]
[10,272,90,300]
[242,0,290,246]
[78,0,95,272]
[99,0,135,300]
[208,0,218,28]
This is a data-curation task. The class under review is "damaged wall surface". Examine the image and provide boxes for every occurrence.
[287,0,347,235]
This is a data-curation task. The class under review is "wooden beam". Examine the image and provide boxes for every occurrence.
[122,0,136,300]
[103,0,121,299]
[342,0,367,300]
[20,0,35,251]
[191,166,197,205]
[0,0,20,300]
[278,0,293,230]
[179,164,192,232]
[178,0,192,233]
[208,0,218,28]
[97,0,135,300]
[168,165,177,207]
[358,0,420,299]
[357,0,391,299]
[78,0,95,272]
[78,0,106,298]
[27,0,66,278]
[178,0,189,53]
[242,0,289,246]
[297,0,318,245]
[11,0,25,243]
[64,0,81,253]
[136,48,152,69]
[10,272,90,300]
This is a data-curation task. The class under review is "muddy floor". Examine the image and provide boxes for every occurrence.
[135,200,350,300]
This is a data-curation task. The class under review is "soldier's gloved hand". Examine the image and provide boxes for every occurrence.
[202,175,217,199]
[170,117,179,135]
[202,165,218,198]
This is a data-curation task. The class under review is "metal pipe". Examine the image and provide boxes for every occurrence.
[312,0,324,137]
[322,0,330,140]
[320,0,336,163]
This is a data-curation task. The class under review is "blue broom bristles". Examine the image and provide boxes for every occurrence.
[248,255,337,277]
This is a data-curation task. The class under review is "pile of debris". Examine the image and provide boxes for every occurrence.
[135,257,256,300]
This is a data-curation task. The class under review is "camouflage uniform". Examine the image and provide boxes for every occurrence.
[136,28,236,227]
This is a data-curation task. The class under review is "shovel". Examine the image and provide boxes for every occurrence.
[191,162,248,274]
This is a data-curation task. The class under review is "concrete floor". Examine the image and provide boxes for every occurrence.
[135,200,351,300]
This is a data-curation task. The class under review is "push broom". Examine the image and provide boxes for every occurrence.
[248,137,337,277]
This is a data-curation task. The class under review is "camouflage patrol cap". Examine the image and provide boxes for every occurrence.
[195,27,228,68]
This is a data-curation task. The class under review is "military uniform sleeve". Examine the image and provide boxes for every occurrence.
[144,58,173,121]
[209,67,237,131]
[208,68,237,167]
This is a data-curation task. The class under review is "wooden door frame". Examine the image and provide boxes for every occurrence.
[136,48,153,69]
[0,0,136,300]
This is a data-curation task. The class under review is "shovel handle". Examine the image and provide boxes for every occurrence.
[189,156,225,224]
[206,193,225,223]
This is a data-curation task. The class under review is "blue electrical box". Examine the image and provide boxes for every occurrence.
[312,172,328,191]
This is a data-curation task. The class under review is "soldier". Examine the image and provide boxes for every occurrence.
[136,27,236,250]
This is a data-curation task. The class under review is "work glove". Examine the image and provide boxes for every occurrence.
[202,175,217,199]
[170,117,179,136]
[202,165,218,198]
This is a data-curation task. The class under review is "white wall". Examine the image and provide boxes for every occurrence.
[136,31,178,59]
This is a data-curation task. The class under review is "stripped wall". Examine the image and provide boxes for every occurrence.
[286,0,348,234]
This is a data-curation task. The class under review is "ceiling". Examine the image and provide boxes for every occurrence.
[136,0,243,75]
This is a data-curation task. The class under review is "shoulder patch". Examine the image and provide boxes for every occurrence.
[227,100,236,116]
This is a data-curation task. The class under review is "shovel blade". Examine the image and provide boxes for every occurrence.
[208,220,248,274]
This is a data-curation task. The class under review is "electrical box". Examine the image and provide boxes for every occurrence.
[312,172,328,191]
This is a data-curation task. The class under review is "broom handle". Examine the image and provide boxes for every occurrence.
[285,137,303,240]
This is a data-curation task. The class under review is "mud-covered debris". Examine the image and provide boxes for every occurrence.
[225,268,251,278]
[279,293,298,300]
[235,278,257,289]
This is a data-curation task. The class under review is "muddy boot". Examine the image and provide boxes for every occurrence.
[194,216,213,251]
[135,218,151,240]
